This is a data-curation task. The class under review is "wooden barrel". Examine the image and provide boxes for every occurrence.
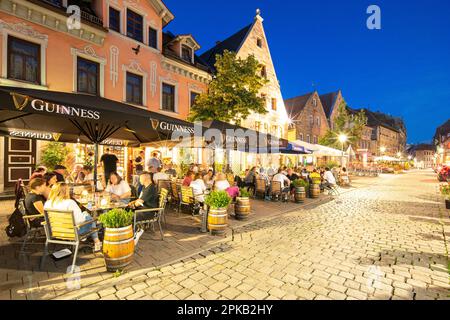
[294,187,306,203]
[235,197,251,220]
[102,225,135,272]
[208,207,228,235]
[310,184,320,199]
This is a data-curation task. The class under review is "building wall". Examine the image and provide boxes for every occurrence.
[0,0,209,121]
[235,15,289,139]
[415,149,435,168]
[328,91,344,130]
[289,92,329,144]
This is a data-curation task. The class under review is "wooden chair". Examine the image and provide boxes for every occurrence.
[255,178,267,199]
[179,186,199,216]
[40,209,99,273]
[157,179,171,193]
[134,188,168,241]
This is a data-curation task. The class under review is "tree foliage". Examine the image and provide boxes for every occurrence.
[188,50,268,125]
[319,101,368,149]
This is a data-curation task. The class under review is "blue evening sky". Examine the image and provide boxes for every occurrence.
[163,0,450,143]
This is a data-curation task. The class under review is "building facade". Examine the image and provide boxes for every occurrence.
[409,144,435,169]
[434,119,450,166]
[285,91,329,144]
[200,10,289,139]
[0,0,211,191]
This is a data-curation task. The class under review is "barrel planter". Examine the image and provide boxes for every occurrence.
[208,207,228,235]
[235,197,251,220]
[310,184,320,199]
[102,225,135,272]
[294,187,306,203]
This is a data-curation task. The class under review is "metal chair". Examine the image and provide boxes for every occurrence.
[133,188,168,241]
[157,179,171,193]
[40,209,99,273]
[18,198,45,255]
[255,178,267,199]
[170,181,180,210]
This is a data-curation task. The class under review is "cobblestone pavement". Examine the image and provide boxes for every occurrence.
[57,170,450,300]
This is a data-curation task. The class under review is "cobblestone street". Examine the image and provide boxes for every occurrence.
[57,170,450,300]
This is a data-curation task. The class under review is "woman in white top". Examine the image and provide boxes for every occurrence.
[44,183,101,251]
[214,173,231,192]
[106,172,131,201]
[190,173,207,203]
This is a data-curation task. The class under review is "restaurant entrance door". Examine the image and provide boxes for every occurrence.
[3,137,36,189]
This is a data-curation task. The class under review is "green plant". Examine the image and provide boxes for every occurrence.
[98,208,133,228]
[292,179,308,188]
[440,185,450,200]
[239,188,250,198]
[205,191,232,209]
[41,142,71,171]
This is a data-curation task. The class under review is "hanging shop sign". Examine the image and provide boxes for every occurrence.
[150,118,194,134]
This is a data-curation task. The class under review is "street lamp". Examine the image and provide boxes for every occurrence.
[338,134,348,166]
[397,152,402,158]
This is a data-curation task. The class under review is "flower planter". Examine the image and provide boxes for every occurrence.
[310,184,320,199]
[294,187,306,203]
[235,197,251,220]
[102,225,135,272]
[208,207,228,235]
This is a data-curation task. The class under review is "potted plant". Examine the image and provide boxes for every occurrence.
[205,191,232,234]
[440,185,450,209]
[292,179,308,203]
[235,188,251,220]
[98,209,135,272]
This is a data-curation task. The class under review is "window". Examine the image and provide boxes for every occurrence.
[181,45,192,63]
[255,121,261,132]
[299,133,304,141]
[7,36,40,84]
[190,91,199,108]
[312,98,317,107]
[271,98,277,111]
[148,27,158,49]
[261,66,267,78]
[257,38,262,48]
[162,83,175,112]
[306,135,311,143]
[313,136,318,144]
[109,7,121,33]
[309,115,314,126]
[77,57,99,95]
[316,117,320,126]
[126,72,143,105]
[127,9,143,42]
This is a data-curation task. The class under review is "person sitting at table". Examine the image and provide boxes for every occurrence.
[71,164,85,184]
[43,172,57,199]
[190,173,206,204]
[214,173,231,192]
[44,183,102,252]
[203,170,214,187]
[53,165,67,183]
[153,166,170,184]
[182,171,195,187]
[128,173,159,223]
[244,167,257,193]
[24,178,47,228]
[321,167,337,191]
[164,163,177,178]
[272,169,291,194]
[30,166,46,180]
[106,172,131,201]
[310,169,322,185]
[340,167,350,186]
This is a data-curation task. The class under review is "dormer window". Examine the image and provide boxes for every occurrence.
[181,45,193,63]
[257,38,263,48]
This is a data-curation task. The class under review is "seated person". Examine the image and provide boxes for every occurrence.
[53,165,67,183]
[153,166,170,184]
[244,167,257,191]
[128,173,159,222]
[71,164,85,184]
[340,167,350,185]
[286,168,300,192]
[203,170,214,188]
[44,183,101,251]
[309,169,322,185]
[106,172,131,202]
[182,171,195,187]
[272,169,291,194]
[30,166,46,180]
[321,167,337,191]
[190,173,207,204]
[24,178,47,228]
[164,163,177,178]
[214,173,231,192]
[43,172,57,199]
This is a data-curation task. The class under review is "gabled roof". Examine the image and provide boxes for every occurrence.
[284,92,315,120]
[319,91,340,118]
[199,23,253,70]
[350,108,405,133]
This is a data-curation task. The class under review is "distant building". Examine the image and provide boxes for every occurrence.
[408,144,435,168]
[434,119,450,165]
[284,91,329,144]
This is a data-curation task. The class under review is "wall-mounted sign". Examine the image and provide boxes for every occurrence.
[150,118,194,134]
[8,129,62,141]
[101,139,129,146]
